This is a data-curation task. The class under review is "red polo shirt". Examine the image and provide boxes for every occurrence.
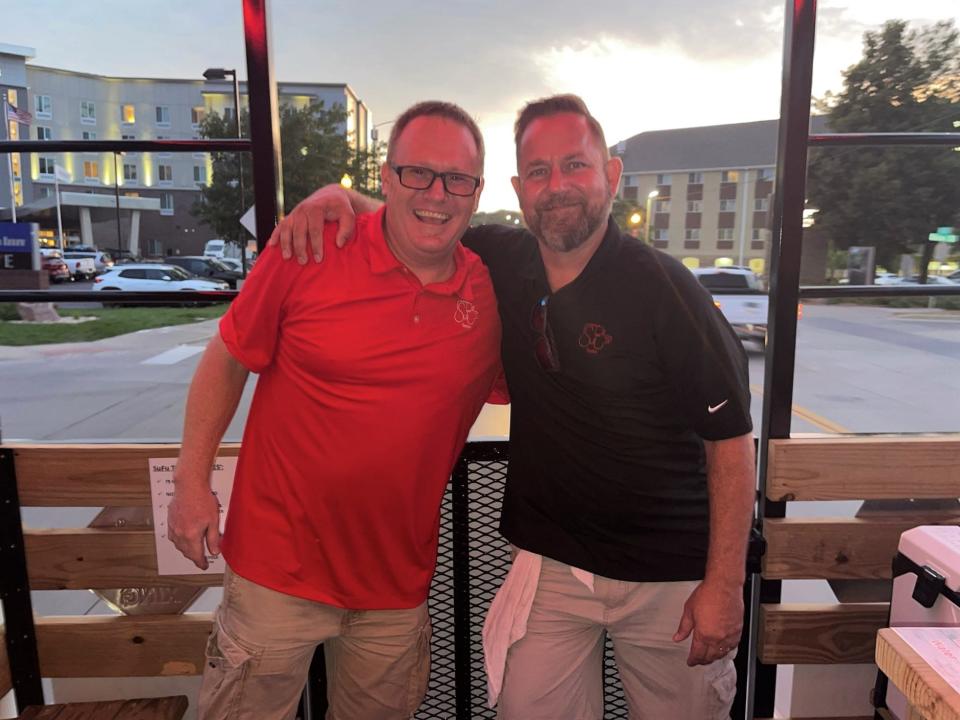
[219,207,504,609]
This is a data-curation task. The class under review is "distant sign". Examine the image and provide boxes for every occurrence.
[0,222,38,270]
[239,205,257,238]
[54,164,70,183]
[929,227,958,244]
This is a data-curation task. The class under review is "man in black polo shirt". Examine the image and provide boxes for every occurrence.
[273,95,755,719]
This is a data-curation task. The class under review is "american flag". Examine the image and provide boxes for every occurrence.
[4,102,33,126]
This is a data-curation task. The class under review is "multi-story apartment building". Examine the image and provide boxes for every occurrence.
[613,117,828,274]
[0,44,371,256]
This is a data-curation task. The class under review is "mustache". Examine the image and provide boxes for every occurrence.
[535,191,586,212]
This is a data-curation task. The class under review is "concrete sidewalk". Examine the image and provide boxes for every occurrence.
[0,318,221,362]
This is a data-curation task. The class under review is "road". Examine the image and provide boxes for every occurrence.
[2,300,957,716]
[3,301,958,442]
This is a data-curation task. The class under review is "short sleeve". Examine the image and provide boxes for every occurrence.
[219,244,312,373]
[651,256,753,440]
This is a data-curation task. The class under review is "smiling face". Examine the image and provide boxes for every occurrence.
[511,112,621,254]
[381,115,484,271]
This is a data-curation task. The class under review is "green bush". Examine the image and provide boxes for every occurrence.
[0,303,21,321]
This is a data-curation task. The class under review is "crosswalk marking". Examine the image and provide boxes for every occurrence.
[141,345,205,365]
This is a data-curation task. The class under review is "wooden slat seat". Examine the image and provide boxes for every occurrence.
[17,695,188,719]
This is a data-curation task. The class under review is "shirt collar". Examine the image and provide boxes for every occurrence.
[366,205,472,297]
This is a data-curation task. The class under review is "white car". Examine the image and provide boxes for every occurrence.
[895,275,958,286]
[93,263,230,295]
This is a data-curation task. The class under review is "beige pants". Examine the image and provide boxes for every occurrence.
[497,557,737,720]
[198,565,431,720]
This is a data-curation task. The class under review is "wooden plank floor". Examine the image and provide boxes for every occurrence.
[17,695,187,719]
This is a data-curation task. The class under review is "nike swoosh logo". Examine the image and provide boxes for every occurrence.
[707,400,729,414]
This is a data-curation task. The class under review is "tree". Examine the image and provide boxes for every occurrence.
[192,102,383,247]
[806,20,960,271]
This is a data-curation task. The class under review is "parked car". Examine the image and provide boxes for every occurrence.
[60,253,99,280]
[895,275,958,286]
[41,254,71,283]
[63,247,114,273]
[164,256,243,288]
[93,264,229,302]
[217,257,254,274]
[948,269,960,282]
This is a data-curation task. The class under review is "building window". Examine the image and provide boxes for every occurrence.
[193,165,207,185]
[685,229,700,241]
[752,229,765,241]
[719,199,737,212]
[38,157,56,177]
[684,240,701,249]
[81,130,97,140]
[223,107,236,124]
[718,228,734,241]
[192,136,206,159]
[158,165,173,184]
[754,198,769,212]
[160,192,175,216]
[656,173,671,185]
[191,107,205,126]
[34,95,52,118]
[83,160,100,182]
[757,168,774,180]
[717,240,734,250]
[36,126,52,140]
[121,134,139,156]
[653,229,669,242]
[687,172,703,184]
[624,175,639,187]
[121,104,136,124]
[721,170,740,183]
[123,163,138,182]
[155,106,171,127]
[687,200,702,213]
[655,199,671,213]
[751,240,765,250]
[80,100,96,125]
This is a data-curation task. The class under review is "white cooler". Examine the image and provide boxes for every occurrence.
[880,525,960,718]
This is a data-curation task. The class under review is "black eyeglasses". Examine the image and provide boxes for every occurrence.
[530,295,560,372]
[391,165,481,197]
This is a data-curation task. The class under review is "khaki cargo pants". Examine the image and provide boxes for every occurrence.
[497,557,737,720]
[198,565,431,720]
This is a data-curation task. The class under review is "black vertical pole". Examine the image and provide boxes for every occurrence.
[231,71,248,279]
[749,0,818,716]
[451,457,473,720]
[113,152,123,255]
[0,448,44,712]
[241,0,284,252]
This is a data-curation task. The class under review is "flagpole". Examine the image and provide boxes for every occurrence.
[3,100,17,223]
[55,175,64,254]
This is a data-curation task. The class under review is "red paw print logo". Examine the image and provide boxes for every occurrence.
[579,323,613,354]
[454,299,479,328]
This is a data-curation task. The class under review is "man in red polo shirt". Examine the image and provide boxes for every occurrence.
[167,101,503,720]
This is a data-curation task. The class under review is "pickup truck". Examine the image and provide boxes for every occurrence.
[60,252,98,281]
[691,267,769,346]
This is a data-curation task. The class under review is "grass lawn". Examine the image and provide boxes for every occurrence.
[0,303,228,346]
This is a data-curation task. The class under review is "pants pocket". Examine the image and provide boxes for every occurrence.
[706,657,737,718]
[404,620,432,715]
[199,619,257,718]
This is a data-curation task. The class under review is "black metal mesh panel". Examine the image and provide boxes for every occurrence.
[417,442,629,719]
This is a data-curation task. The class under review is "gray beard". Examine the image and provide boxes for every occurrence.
[529,198,609,253]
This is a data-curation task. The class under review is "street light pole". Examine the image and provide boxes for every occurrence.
[645,189,659,244]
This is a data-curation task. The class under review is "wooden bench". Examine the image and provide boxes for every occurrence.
[17,696,188,720]
[758,435,960,715]
[1,444,238,718]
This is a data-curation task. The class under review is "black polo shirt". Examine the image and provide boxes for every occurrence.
[462,218,752,582]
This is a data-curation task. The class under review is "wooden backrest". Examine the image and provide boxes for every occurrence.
[8,443,239,680]
[759,435,960,666]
